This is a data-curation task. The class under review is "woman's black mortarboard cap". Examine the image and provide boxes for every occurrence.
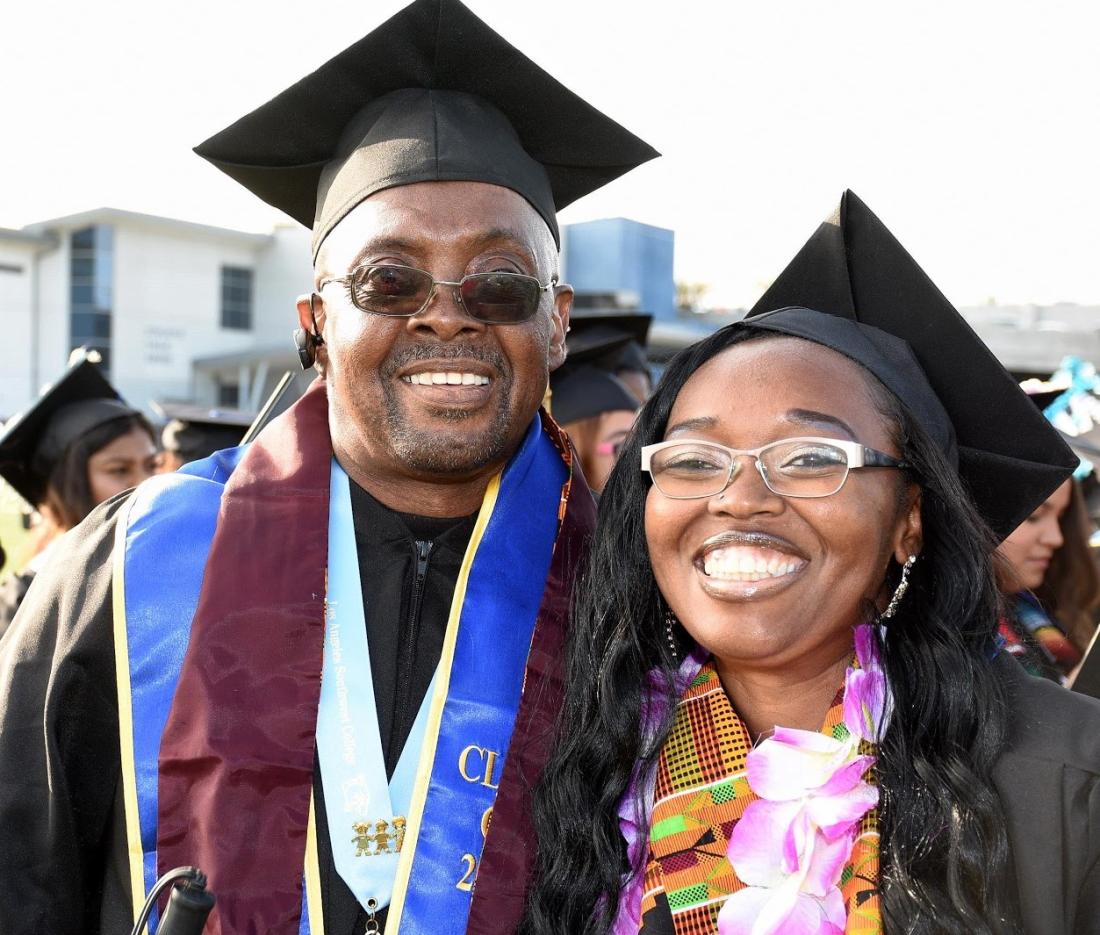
[194,0,659,259]
[0,352,137,506]
[740,190,1077,542]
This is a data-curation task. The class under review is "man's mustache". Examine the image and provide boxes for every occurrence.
[381,344,508,378]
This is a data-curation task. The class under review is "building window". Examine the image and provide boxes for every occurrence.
[217,381,240,407]
[70,225,113,373]
[221,266,253,330]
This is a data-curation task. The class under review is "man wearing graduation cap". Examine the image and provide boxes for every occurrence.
[0,2,656,933]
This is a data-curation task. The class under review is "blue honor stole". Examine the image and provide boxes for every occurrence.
[112,419,565,934]
[304,418,566,932]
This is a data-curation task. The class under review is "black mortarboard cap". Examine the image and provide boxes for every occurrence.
[742,190,1077,541]
[154,402,254,464]
[550,366,639,426]
[194,0,659,258]
[567,313,652,373]
[0,353,137,506]
[550,318,645,424]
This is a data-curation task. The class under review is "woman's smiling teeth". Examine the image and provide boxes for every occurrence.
[703,546,806,581]
[403,372,491,386]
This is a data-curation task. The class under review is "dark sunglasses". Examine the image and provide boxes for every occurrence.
[319,263,557,325]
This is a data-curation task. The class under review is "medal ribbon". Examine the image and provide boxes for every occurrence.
[314,461,434,914]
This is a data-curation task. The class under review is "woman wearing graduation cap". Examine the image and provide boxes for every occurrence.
[0,353,157,636]
[551,315,650,493]
[524,193,1100,935]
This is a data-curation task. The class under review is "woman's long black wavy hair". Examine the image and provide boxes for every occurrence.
[522,325,1020,934]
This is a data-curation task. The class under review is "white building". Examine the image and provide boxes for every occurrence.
[0,208,312,419]
[5,206,1097,420]
[958,303,1100,377]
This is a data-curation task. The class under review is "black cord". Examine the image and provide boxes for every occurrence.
[129,867,206,935]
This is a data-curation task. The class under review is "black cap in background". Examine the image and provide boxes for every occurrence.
[742,191,1076,541]
[0,351,137,506]
[194,0,659,258]
[154,402,254,466]
[550,315,649,424]
[566,313,652,375]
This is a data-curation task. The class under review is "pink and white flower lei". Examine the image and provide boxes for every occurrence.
[717,625,892,935]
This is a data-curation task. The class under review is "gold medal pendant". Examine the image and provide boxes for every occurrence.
[352,817,407,856]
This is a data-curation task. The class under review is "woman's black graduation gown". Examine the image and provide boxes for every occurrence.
[0,482,476,935]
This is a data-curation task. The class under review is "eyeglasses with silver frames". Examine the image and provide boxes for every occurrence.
[641,436,909,500]
[318,263,556,325]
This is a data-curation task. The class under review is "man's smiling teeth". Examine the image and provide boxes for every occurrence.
[403,372,490,386]
[703,546,805,581]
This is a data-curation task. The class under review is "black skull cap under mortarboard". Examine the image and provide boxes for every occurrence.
[193,0,659,259]
[0,351,137,506]
[740,190,1077,541]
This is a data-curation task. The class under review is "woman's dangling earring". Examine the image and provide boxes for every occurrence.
[880,554,918,620]
[665,609,680,662]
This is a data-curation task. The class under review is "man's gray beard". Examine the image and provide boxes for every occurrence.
[376,342,522,476]
[383,390,515,476]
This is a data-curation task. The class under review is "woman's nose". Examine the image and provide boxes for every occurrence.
[1039,518,1064,549]
[706,457,783,517]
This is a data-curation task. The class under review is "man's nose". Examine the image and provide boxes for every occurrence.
[407,281,486,341]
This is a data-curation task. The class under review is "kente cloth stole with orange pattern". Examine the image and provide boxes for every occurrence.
[640,662,882,934]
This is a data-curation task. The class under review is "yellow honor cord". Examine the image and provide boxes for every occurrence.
[110,493,148,923]
[304,792,326,934]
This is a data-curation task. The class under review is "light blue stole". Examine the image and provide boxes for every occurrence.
[314,461,432,913]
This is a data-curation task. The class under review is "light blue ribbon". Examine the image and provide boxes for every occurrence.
[315,461,433,916]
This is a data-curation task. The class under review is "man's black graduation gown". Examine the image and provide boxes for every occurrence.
[0,481,475,935]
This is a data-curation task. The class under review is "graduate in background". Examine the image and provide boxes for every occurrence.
[153,402,254,472]
[0,1,657,932]
[997,390,1100,682]
[0,352,156,637]
[997,478,1100,682]
[551,315,650,493]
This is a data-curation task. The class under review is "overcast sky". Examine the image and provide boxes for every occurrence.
[4,0,1098,308]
